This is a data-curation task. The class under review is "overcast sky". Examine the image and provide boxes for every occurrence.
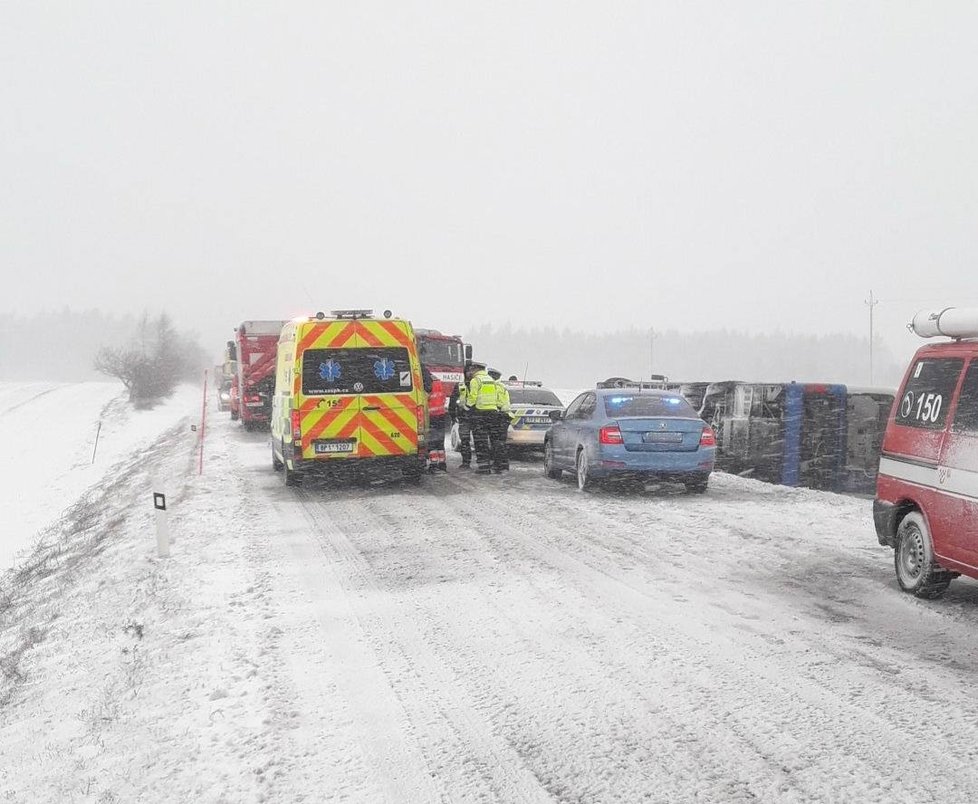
[2,2,977,363]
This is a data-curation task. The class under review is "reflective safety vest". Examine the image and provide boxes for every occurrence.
[494,382,514,418]
[467,371,498,411]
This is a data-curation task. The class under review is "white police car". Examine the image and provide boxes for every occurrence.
[505,381,565,450]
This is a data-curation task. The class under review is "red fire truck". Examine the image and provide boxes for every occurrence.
[231,320,287,429]
[415,329,469,468]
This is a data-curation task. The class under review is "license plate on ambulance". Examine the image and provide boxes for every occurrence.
[314,440,356,454]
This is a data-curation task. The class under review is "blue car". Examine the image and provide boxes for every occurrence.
[543,388,717,492]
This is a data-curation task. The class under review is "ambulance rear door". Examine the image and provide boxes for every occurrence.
[351,320,422,459]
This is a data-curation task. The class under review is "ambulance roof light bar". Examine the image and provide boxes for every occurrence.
[330,309,374,320]
[910,307,978,340]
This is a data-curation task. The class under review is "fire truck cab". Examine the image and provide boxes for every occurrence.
[875,307,978,598]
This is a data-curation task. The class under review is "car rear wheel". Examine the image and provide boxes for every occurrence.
[894,511,951,598]
[576,448,593,492]
[544,441,562,480]
[685,475,709,494]
[283,445,301,487]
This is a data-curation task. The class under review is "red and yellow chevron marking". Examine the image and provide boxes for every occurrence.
[360,397,419,450]
[300,397,359,456]
[297,321,356,353]
[356,320,413,348]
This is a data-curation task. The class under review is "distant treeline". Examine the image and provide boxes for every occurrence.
[0,310,902,391]
[0,309,205,385]
[467,325,904,390]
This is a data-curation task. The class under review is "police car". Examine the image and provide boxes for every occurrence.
[505,381,565,450]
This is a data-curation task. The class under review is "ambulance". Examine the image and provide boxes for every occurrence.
[270,310,429,486]
[874,307,978,598]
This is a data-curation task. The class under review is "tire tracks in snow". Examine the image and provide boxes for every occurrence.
[434,468,978,801]
[294,484,555,804]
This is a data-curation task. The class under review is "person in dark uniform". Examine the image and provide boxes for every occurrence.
[449,361,477,468]
[487,368,512,471]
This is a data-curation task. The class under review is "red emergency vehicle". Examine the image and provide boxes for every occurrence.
[232,320,287,429]
[874,307,978,598]
[415,329,469,468]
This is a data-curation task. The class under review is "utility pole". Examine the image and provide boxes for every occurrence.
[649,327,655,379]
[865,290,879,385]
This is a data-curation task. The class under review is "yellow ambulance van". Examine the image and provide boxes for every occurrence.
[270,310,429,485]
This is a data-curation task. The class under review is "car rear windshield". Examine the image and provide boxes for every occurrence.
[603,394,697,418]
[301,347,413,396]
[508,388,563,406]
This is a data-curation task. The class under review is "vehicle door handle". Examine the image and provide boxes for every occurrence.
[363,405,381,411]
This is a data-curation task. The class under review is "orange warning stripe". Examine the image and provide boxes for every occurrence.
[301,397,357,450]
[359,415,409,456]
[296,323,328,355]
[378,320,413,347]
[356,323,384,348]
[361,395,418,437]
[363,406,418,448]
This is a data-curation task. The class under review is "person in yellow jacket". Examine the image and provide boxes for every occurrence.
[488,368,513,471]
[463,362,498,474]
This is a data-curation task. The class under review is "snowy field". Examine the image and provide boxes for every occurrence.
[4,384,978,802]
[0,382,201,570]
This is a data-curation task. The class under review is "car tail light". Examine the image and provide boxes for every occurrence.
[416,407,426,442]
[599,425,623,445]
[291,410,301,440]
[700,426,716,447]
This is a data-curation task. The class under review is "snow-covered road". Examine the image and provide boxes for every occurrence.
[229,418,978,801]
[6,402,978,802]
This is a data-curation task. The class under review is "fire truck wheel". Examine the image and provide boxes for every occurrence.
[230,409,239,421]
[895,511,952,598]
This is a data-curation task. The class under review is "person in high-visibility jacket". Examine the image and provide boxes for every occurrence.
[426,376,449,472]
[463,362,497,474]
[488,368,513,471]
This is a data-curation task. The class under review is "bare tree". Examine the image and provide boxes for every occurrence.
[94,312,205,404]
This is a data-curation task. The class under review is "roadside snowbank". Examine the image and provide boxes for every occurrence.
[0,382,201,571]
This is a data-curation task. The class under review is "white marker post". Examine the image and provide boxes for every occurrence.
[154,492,170,558]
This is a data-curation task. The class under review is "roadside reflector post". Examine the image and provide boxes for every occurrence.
[199,368,208,475]
[154,492,170,558]
[91,420,102,465]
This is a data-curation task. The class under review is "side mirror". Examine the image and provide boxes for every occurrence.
[548,410,563,422]
[464,343,473,361]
